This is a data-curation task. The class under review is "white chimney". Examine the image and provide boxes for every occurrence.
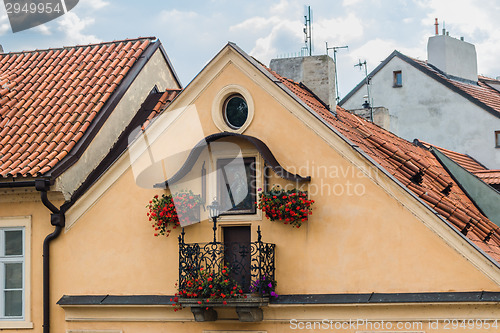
[427,34,478,82]
[270,55,336,109]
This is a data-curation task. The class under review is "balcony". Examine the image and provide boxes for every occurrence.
[178,226,276,322]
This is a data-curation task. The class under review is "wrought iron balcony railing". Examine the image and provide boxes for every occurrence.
[178,226,275,293]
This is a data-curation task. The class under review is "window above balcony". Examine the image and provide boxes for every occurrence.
[155,133,311,224]
[217,157,257,216]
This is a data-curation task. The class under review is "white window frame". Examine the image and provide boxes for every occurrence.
[211,84,255,134]
[0,216,32,329]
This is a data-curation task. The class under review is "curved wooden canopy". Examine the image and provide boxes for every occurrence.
[156,132,311,188]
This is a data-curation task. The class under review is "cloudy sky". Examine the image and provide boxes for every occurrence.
[1,0,499,101]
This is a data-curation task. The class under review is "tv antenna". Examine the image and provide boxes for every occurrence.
[354,59,373,122]
[301,6,313,56]
[326,42,348,103]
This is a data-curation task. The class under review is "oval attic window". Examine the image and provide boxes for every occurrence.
[223,95,248,129]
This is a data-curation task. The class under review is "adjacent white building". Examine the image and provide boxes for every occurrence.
[340,34,500,169]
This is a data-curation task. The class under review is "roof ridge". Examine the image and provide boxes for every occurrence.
[1,37,156,56]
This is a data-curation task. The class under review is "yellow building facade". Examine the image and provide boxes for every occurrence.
[1,42,500,332]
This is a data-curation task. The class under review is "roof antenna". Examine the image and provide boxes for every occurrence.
[301,5,313,56]
[354,59,373,122]
[326,42,348,103]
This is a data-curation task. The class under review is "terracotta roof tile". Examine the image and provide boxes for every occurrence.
[418,141,487,173]
[474,170,500,185]
[141,89,181,130]
[265,65,500,264]
[0,37,156,178]
[418,140,500,186]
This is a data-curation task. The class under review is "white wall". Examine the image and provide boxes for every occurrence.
[342,56,500,169]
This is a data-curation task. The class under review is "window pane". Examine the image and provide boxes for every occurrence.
[5,263,22,289]
[224,95,248,129]
[5,290,22,317]
[5,230,23,256]
[218,157,256,214]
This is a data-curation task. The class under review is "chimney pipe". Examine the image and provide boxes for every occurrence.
[435,18,438,35]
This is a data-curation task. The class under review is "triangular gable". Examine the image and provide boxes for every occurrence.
[67,42,500,288]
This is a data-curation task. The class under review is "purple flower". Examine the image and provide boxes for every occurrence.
[270,291,278,298]
[268,282,273,288]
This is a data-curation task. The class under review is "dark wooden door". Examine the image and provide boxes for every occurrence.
[223,226,251,292]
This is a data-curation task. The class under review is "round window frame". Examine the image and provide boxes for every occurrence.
[212,85,254,133]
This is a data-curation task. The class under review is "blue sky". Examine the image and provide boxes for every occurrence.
[1,0,500,102]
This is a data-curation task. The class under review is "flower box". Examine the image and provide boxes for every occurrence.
[146,190,202,236]
[257,186,314,228]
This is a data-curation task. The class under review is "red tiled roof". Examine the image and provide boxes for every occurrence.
[474,170,500,185]
[266,66,500,263]
[417,141,500,186]
[418,140,487,173]
[0,37,155,178]
[142,89,181,130]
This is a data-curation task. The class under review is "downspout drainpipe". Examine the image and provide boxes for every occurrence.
[35,179,65,333]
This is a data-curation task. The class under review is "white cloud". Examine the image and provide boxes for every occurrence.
[57,12,100,45]
[0,24,9,36]
[35,24,51,35]
[313,13,364,47]
[0,14,9,36]
[81,0,110,10]
[271,0,290,13]
[230,16,280,34]
[249,19,303,63]
[158,9,199,22]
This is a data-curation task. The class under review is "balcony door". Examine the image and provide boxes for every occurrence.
[223,226,251,292]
